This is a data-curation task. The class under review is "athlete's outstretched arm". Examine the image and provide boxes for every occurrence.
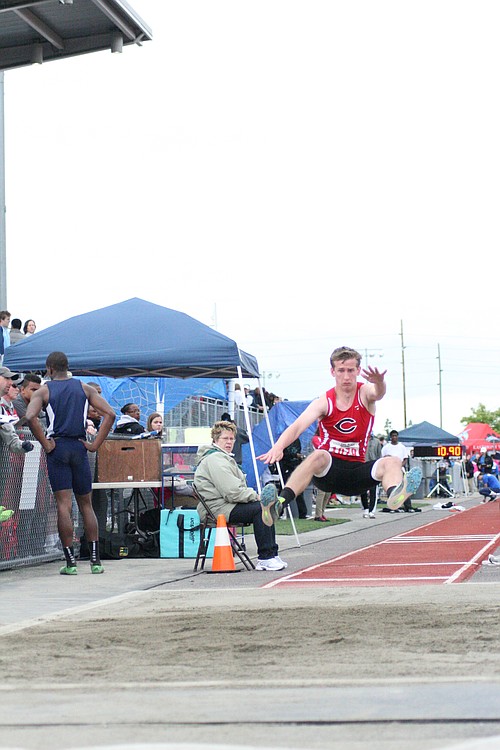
[257,396,326,464]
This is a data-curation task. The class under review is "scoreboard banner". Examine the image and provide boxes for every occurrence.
[412,445,463,459]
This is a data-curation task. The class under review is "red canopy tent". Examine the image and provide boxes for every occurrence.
[458,422,500,454]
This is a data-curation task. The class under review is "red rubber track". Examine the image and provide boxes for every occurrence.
[264,502,500,589]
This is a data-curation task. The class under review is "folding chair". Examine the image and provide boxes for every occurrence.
[191,484,255,572]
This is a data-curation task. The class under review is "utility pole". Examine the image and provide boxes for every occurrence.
[0,72,6,310]
[400,320,407,428]
[437,343,443,428]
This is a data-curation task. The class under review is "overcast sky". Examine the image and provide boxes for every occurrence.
[3,1,500,436]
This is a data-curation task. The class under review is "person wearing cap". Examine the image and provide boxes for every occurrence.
[477,446,494,475]
[26,351,115,576]
[1,378,21,416]
[0,367,37,526]
[0,365,34,455]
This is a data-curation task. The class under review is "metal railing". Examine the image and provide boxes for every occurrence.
[162,395,261,432]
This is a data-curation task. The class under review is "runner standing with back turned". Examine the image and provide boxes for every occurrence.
[27,351,115,575]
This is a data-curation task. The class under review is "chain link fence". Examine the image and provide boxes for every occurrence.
[0,427,61,570]
[0,397,263,570]
[162,396,261,435]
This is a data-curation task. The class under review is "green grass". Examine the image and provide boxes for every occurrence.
[240,501,432,538]
[274,516,350,534]
[237,517,349,536]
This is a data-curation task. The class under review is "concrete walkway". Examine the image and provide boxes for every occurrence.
[1,495,499,750]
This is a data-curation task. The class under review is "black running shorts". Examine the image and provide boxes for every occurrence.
[313,456,379,497]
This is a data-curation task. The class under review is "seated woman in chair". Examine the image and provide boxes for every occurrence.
[194,420,288,572]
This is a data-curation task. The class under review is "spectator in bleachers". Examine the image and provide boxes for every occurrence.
[9,318,24,344]
[0,376,22,416]
[114,403,145,435]
[0,311,11,364]
[147,412,163,435]
[233,383,244,407]
[0,366,34,454]
[0,366,33,524]
[477,447,495,474]
[251,386,265,412]
[23,319,36,336]
[85,382,103,434]
[12,373,45,428]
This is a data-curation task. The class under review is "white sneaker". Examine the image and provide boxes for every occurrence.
[488,554,500,565]
[369,511,376,519]
[256,556,287,571]
[275,555,288,568]
[363,510,369,518]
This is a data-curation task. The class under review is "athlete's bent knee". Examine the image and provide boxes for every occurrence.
[309,449,332,478]
[371,456,401,481]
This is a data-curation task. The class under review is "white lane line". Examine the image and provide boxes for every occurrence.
[384,535,495,543]
[445,530,500,584]
[277,576,449,583]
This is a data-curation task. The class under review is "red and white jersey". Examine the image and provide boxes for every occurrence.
[316,383,374,462]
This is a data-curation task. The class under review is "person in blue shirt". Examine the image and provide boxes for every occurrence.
[476,471,500,502]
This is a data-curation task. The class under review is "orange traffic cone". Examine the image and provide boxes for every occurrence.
[208,514,238,574]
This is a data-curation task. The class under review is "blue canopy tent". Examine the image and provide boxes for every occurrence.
[397,421,460,446]
[4,298,259,380]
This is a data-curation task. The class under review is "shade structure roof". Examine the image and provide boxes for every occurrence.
[3,297,260,379]
[396,421,460,446]
[0,0,152,71]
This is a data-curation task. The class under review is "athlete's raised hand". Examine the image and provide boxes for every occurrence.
[360,366,387,402]
[361,365,387,384]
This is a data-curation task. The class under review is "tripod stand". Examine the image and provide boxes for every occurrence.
[426,460,454,499]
